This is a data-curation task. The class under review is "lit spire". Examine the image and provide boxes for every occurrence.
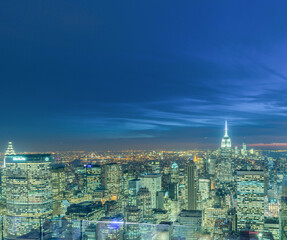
[224,120,228,137]
[5,141,16,156]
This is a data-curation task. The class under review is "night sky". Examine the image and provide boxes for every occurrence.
[1,1,287,151]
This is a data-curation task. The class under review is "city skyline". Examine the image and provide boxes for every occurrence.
[1,1,287,151]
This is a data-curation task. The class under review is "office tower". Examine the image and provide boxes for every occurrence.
[242,142,247,156]
[5,154,53,238]
[171,162,179,183]
[283,175,287,198]
[125,179,141,239]
[169,182,178,201]
[103,163,122,202]
[169,162,179,201]
[236,170,265,231]
[156,191,165,210]
[174,209,202,240]
[85,164,102,198]
[203,207,229,232]
[198,178,210,202]
[187,157,197,211]
[52,164,66,216]
[217,120,233,183]
[149,160,160,174]
[140,173,162,209]
[280,197,287,240]
[137,187,153,222]
[264,218,280,240]
[208,157,215,175]
[128,179,141,206]
[235,146,239,155]
[125,206,141,240]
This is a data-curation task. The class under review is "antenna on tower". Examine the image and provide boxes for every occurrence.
[225,120,228,137]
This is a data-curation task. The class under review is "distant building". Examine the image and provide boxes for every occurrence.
[187,157,197,211]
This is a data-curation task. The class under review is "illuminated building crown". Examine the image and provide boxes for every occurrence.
[221,120,231,148]
[5,141,16,156]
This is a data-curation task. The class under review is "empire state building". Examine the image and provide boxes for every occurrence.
[221,120,231,148]
[220,120,232,159]
[217,120,233,184]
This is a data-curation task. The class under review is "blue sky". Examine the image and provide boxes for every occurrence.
[1,1,287,151]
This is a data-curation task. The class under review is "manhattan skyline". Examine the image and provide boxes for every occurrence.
[1,1,287,151]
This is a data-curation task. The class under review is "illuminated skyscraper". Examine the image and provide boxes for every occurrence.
[140,173,162,209]
[280,197,287,240]
[221,120,231,149]
[103,163,122,202]
[52,164,66,217]
[217,120,233,183]
[236,170,265,231]
[137,187,153,222]
[4,141,16,168]
[187,157,197,211]
[169,162,179,201]
[128,179,141,206]
[4,154,53,238]
[242,142,247,157]
[171,162,179,183]
[126,179,141,240]
[198,179,210,204]
[85,164,102,199]
[5,141,16,156]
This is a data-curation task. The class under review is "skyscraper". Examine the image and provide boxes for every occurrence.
[236,170,265,231]
[4,141,16,168]
[103,163,122,202]
[4,154,53,238]
[217,120,233,184]
[52,164,66,217]
[187,157,197,211]
[221,120,231,149]
[140,173,162,209]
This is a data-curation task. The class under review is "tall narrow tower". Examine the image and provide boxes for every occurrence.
[187,156,197,210]
[221,120,231,148]
[216,121,233,185]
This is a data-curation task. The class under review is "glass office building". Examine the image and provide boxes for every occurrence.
[4,154,53,238]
